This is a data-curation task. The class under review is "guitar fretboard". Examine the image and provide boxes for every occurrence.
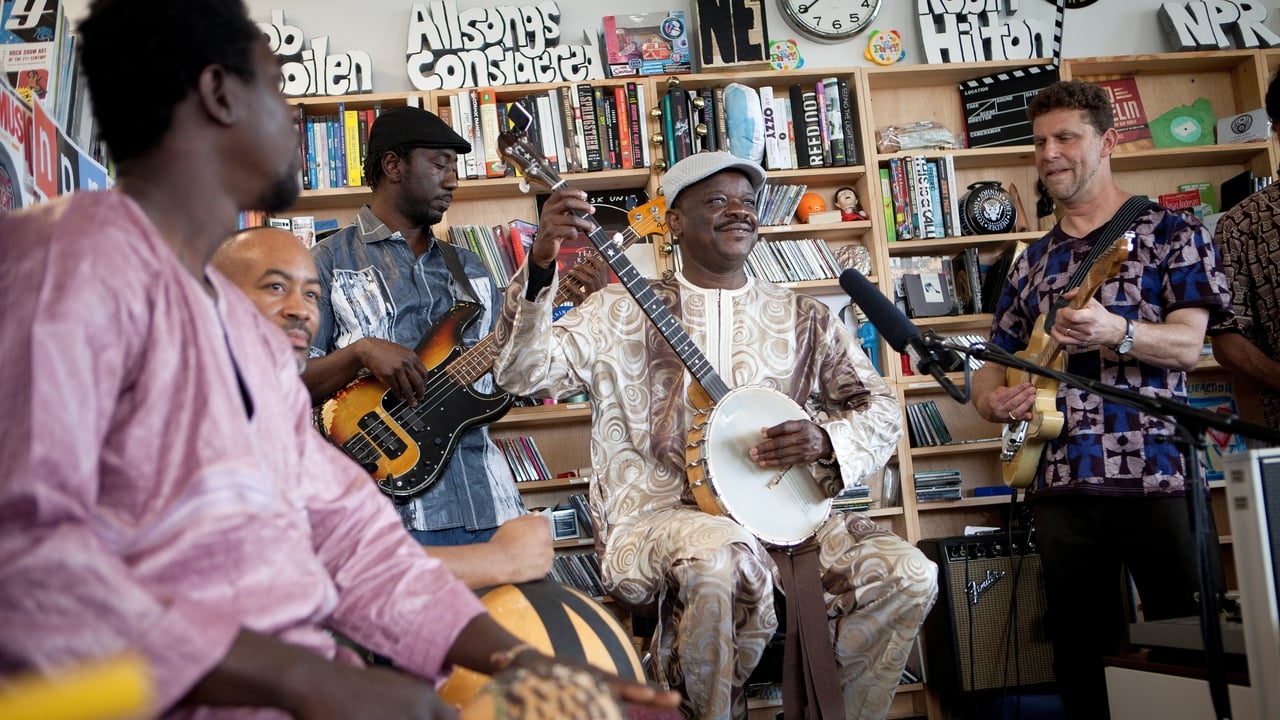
[443,224,652,385]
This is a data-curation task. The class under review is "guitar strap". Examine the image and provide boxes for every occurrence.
[1044,195,1155,333]
[436,236,483,305]
[770,544,845,720]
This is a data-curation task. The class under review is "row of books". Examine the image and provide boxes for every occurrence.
[945,333,988,372]
[1,0,101,163]
[548,551,606,598]
[756,183,810,227]
[296,104,379,191]
[669,236,842,284]
[655,77,862,171]
[888,255,962,319]
[443,83,652,182]
[906,399,953,448]
[497,435,553,482]
[879,155,964,241]
[445,223,531,287]
[914,469,963,503]
[832,484,873,513]
[743,237,844,284]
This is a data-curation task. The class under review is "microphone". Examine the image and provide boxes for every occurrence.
[838,268,969,403]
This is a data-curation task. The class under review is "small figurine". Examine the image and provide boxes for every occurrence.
[854,305,881,374]
[834,186,867,221]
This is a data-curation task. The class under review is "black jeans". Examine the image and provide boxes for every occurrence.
[1032,493,1222,720]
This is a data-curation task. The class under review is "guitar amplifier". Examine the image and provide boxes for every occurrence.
[919,535,1055,694]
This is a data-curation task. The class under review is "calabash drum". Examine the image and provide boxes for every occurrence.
[439,580,644,708]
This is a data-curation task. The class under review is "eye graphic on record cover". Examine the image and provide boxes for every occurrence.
[534,190,655,281]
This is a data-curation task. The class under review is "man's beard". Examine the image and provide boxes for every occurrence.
[260,171,302,214]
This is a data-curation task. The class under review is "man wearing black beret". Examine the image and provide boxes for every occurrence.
[305,106,601,569]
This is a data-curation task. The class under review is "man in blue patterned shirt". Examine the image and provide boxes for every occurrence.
[970,80,1232,719]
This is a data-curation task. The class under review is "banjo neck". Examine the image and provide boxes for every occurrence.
[580,220,732,403]
[498,129,730,402]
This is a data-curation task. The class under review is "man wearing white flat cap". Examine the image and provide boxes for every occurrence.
[491,152,938,720]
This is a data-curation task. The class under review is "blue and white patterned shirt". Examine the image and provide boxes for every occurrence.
[989,206,1230,497]
[311,206,524,533]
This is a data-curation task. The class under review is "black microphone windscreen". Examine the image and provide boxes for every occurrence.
[838,269,920,353]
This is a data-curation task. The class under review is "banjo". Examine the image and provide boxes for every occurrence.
[498,131,832,548]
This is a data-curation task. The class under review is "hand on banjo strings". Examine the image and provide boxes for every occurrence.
[562,253,610,304]
[749,419,833,468]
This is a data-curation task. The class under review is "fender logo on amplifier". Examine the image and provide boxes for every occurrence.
[967,569,1005,605]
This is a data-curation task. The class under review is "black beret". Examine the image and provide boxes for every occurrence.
[367,105,471,156]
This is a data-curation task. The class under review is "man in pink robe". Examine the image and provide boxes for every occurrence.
[0,0,678,717]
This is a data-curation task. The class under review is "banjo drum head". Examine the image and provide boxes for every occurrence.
[701,386,832,546]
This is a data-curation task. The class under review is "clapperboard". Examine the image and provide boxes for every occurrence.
[958,0,1065,149]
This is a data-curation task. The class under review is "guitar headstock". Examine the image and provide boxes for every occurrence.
[628,197,668,237]
[498,130,564,193]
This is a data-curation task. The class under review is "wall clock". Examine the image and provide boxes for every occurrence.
[778,0,882,43]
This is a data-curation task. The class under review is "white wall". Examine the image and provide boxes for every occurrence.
[58,0,1280,94]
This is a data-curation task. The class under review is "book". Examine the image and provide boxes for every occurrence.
[821,77,846,166]
[454,91,478,179]
[887,157,914,240]
[879,168,896,243]
[911,155,940,239]
[554,86,582,172]
[904,272,955,318]
[836,77,860,165]
[594,87,616,168]
[507,218,536,268]
[567,493,595,538]
[950,247,982,314]
[1186,379,1249,482]
[1177,181,1218,216]
[980,244,1016,313]
[291,215,316,249]
[1095,77,1152,145]
[0,75,32,217]
[1220,169,1254,214]
[343,106,362,186]
[575,84,602,171]
[813,80,832,166]
[534,188,654,281]
[1158,189,1203,215]
[759,85,785,170]
[1,0,64,104]
[477,88,505,178]
[613,86,633,169]
[793,86,824,169]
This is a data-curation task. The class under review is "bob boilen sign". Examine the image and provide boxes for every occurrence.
[406,0,604,89]
[259,10,374,96]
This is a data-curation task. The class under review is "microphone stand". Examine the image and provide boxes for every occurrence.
[936,337,1280,720]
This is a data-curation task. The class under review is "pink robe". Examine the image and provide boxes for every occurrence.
[0,192,484,717]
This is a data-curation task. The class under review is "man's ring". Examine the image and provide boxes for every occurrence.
[1008,411,1018,421]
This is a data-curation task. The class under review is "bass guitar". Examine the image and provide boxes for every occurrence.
[1000,234,1132,488]
[319,198,668,497]
[499,132,831,548]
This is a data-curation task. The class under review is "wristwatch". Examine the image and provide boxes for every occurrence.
[1115,318,1135,356]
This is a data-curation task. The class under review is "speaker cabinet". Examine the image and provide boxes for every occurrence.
[920,535,1055,694]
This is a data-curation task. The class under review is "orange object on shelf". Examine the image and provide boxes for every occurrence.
[795,192,827,223]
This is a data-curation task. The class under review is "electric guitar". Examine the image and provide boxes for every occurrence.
[499,132,832,547]
[1000,234,1132,488]
[319,198,668,497]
